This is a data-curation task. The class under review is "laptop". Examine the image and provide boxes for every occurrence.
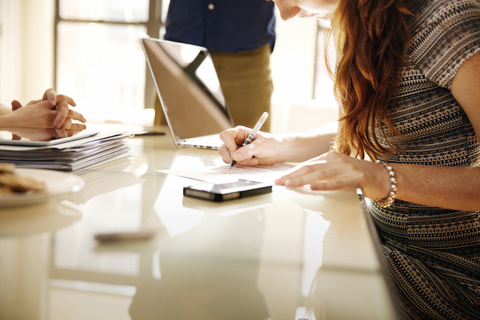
[140,37,234,150]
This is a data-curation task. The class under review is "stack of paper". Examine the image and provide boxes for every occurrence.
[0,131,133,172]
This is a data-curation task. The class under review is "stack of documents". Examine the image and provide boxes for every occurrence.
[0,130,133,172]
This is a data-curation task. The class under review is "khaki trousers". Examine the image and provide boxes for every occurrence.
[210,43,273,132]
[154,43,273,132]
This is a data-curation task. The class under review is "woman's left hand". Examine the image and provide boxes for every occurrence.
[274,151,392,200]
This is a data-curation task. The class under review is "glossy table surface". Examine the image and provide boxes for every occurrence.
[0,129,396,320]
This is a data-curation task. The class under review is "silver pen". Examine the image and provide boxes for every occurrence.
[231,112,269,168]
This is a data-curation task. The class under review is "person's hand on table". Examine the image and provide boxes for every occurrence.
[218,126,283,166]
[6,89,86,129]
[274,151,392,200]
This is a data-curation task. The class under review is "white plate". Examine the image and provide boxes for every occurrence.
[0,169,85,207]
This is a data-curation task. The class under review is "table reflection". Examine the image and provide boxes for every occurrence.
[0,200,82,236]
[130,209,269,319]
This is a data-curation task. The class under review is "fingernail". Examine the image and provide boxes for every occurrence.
[233,152,243,161]
[53,120,60,128]
[49,99,56,105]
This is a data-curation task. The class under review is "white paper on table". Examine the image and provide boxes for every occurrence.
[157,163,297,184]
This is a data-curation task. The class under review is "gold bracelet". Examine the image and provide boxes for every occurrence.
[374,160,397,208]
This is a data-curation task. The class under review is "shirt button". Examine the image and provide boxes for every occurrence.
[208,3,214,10]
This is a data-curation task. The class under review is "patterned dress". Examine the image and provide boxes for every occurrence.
[368,0,480,319]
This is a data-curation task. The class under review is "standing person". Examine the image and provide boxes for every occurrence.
[219,0,480,318]
[163,0,276,132]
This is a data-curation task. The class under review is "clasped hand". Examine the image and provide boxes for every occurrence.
[4,88,86,130]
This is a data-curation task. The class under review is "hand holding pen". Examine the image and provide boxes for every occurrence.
[231,112,269,168]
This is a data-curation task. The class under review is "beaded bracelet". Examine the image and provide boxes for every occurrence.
[374,160,397,208]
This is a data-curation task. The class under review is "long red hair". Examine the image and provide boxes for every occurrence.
[327,0,416,160]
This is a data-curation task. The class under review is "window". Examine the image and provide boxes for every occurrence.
[55,0,169,123]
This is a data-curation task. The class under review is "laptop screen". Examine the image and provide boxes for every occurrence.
[141,38,233,142]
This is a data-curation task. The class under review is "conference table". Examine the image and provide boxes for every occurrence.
[0,127,396,320]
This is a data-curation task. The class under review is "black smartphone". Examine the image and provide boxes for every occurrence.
[183,179,272,202]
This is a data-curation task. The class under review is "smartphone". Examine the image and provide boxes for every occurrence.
[183,179,272,202]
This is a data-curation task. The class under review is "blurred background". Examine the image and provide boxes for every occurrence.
[0,0,336,133]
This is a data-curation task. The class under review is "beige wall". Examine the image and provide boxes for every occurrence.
[0,0,54,106]
[270,12,337,133]
[271,11,318,105]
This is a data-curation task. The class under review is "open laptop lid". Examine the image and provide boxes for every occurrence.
[140,37,234,149]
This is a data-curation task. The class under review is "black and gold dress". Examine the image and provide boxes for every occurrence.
[368,0,480,318]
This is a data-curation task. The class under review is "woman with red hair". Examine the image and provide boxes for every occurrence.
[219,0,480,318]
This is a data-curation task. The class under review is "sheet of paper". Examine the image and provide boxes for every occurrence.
[157,163,296,184]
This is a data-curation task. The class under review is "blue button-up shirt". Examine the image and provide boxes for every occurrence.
[164,0,276,53]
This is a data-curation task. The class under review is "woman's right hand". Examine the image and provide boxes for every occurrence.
[218,126,284,166]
